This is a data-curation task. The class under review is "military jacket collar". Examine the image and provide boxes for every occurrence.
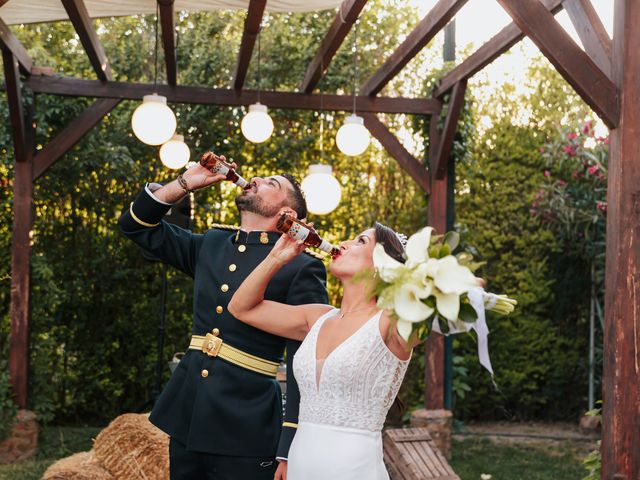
[234,229,281,245]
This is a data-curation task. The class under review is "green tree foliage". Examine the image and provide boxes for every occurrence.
[453,57,597,420]
[0,3,432,423]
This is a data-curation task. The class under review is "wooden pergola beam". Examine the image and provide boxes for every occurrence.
[232,0,267,90]
[361,112,431,194]
[61,0,112,81]
[299,0,369,93]
[496,0,618,128]
[434,0,564,97]
[0,18,33,75]
[32,98,121,181]
[21,75,442,115]
[360,0,467,96]
[563,0,612,77]
[433,80,466,180]
[602,1,640,478]
[2,50,27,162]
[158,0,177,86]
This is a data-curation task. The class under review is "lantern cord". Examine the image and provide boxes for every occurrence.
[352,21,358,115]
[320,57,324,161]
[257,23,262,104]
[154,2,159,90]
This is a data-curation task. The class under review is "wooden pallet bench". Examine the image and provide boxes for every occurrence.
[383,427,460,480]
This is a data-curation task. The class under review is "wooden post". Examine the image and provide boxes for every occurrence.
[424,114,445,409]
[601,1,640,478]
[2,47,34,408]
[9,153,33,409]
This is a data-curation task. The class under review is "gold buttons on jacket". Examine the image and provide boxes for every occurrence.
[221,284,229,293]
[212,328,220,336]
[216,306,223,314]
[228,264,237,272]
[201,369,209,378]
[238,245,247,253]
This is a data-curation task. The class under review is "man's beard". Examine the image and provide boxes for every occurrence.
[235,194,283,218]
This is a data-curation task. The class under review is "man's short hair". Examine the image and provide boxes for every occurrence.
[281,173,308,220]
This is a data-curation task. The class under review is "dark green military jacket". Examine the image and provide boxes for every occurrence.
[118,186,328,458]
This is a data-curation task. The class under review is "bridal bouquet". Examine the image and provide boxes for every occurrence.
[372,227,517,373]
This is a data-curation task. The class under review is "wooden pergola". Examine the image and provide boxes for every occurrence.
[1,0,638,478]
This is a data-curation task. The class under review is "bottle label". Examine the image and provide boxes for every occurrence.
[318,239,334,254]
[211,161,230,176]
[287,222,310,242]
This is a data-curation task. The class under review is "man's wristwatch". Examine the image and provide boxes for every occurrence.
[177,173,195,194]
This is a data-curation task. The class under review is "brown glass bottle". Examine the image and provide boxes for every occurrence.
[200,152,251,190]
[276,214,340,256]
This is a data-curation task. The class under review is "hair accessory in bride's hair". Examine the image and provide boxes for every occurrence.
[395,232,408,248]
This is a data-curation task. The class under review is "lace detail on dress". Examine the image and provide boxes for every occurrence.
[293,309,410,431]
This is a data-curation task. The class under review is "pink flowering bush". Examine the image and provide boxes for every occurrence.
[531,120,608,263]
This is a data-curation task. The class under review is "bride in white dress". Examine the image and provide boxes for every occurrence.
[229,222,421,480]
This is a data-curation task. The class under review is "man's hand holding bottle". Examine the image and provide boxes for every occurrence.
[181,152,243,191]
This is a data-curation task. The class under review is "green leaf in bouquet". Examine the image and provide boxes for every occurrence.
[443,231,460,252]
[438,243,451,258]
[428,245,441,258]
[455,251,474,265]
[438,316,451,334]
[353,268,385,299]
[430,233,444,245]
[413,320,431,343]
[466,260,486,272]
[459,302,478,323]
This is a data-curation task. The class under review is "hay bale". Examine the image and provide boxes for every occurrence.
[42,451,114,480]
[94,413,169,480]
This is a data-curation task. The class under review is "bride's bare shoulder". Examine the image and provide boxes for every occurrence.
[379,310,413,361]
[304,304,336,329]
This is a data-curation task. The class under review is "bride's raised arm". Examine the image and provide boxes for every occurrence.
[228,234,331,341]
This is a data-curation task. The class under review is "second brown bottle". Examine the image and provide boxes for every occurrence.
[276,214,339,257]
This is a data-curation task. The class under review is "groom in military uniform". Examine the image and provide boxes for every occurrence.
[118,156,328,480]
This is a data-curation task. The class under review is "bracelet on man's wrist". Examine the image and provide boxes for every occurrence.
[177,173,195,194]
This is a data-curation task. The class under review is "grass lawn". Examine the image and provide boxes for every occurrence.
[450,437,589,480]
[0,427,589,480]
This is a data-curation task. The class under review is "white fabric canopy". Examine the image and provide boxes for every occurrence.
[0,0,344,25]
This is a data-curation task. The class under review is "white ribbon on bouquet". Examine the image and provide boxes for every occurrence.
[431,287,494,375]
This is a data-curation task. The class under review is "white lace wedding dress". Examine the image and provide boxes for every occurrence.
[287,308,410,480]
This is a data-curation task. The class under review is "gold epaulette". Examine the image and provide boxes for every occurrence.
[304,249,327,260]
[209,223,240,231]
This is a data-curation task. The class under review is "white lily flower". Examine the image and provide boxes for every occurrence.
[411,262,434,297]
[372,243,405,282]
[396,319,414,342]
[433,288,461,321]
[394,283,434,322]
[429,255,478,295]
[420,255,477,322]
[405,226,433,267]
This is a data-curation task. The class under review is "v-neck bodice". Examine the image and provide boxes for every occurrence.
[293,308,410,431]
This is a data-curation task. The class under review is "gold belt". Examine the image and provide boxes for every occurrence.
[189,333,279,378]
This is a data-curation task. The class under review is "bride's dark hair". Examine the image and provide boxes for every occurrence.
[374,222,405,264]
